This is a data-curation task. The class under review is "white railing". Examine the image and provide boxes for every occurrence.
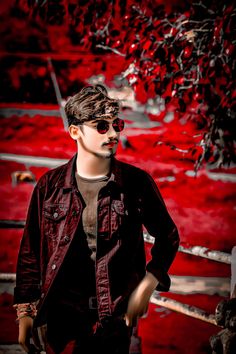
[0,223,233,327]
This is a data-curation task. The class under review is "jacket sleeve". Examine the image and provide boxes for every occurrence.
[14,180,45,304]
[141,171,180,292]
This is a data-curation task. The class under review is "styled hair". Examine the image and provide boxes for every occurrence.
[65,84,121,127]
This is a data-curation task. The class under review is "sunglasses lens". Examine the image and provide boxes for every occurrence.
[96,118,125,134]
[97,120,109,134]
[113,118,125,132]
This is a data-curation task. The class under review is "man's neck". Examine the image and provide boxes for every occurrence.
[76,153,111,179]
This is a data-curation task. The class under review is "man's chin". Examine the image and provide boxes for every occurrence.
[95,151,116,159]
[105,151,116,158]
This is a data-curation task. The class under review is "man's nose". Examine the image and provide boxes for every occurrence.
[107,124,119,139]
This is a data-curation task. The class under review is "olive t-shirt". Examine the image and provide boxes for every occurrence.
[75,172,110,262]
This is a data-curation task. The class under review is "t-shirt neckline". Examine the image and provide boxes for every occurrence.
[76,172,110,183]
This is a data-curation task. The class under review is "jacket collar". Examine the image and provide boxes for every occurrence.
[55,153,123,190]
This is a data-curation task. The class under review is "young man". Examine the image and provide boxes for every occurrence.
[14,84,180,354]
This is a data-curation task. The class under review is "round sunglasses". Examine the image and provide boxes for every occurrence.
[82,118,125,134]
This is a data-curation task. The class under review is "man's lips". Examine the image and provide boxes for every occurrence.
[104,141,118,147]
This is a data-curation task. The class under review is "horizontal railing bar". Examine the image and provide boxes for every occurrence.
[143,233,231,264]
[0,153,66,168]
[150,292,218,326]
[0,273,16,282]
[0,220,25,228]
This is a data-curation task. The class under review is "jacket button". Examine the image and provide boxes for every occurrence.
[41,292,45,298]
[51,264,57,270]
[53,212,58,219]
[63,235,70,243]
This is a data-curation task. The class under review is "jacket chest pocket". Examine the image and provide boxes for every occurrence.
[42,203,68,254]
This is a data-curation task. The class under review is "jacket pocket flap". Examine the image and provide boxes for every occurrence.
[43,204,67,221]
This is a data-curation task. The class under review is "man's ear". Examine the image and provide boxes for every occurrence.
[68,125,82,141]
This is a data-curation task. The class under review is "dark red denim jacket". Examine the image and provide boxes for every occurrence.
[14,154,180,327]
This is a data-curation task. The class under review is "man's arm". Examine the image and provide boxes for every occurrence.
[13,180,45,351]
[125,171,179,326]
[142,171,180,291]
[14,181,44,303]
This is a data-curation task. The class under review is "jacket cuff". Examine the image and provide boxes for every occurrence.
[14,285,41,304]
[146,262,171,292]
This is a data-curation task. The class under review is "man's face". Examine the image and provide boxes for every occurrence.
[71,116,123,159]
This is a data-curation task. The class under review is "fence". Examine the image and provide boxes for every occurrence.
[0,221,233,328]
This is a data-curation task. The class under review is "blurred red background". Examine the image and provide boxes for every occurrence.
[0,1,235,353]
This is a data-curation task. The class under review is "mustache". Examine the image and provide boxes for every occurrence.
[103,139,119,146]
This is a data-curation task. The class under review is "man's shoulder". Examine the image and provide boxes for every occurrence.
[36,159,69,188]
[116,159,149,179]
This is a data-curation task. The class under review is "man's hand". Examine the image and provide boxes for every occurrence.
[18,316,34,352]
[124,272,158,327]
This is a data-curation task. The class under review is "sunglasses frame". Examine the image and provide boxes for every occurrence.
[79,118,125,134]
